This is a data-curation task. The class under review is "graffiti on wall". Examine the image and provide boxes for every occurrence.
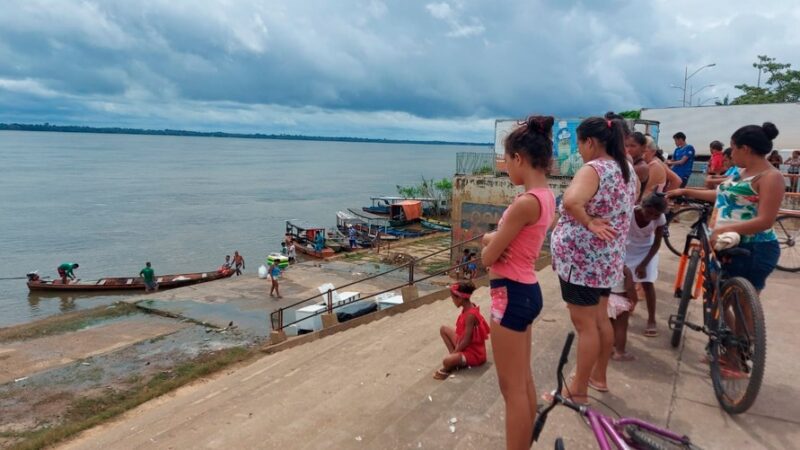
[456,202,507,244]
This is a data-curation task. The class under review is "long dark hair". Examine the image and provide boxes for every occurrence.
[504,115,554,170]
[576,117,631,183]
[731,122,780,155]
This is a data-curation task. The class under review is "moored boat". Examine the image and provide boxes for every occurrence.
[388,200,423,227]
[26,268,234,292]
[286,220,337,258]
[421,218,451,231]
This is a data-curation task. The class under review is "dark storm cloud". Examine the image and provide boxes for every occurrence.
[0,0,798,141]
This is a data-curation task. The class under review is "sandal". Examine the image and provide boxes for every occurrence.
[644,325,659,337]
[541,390,589,407]
[611,351,636,362]
[588,379,609,393]
[433,369,450,380]
[568,374,609,393]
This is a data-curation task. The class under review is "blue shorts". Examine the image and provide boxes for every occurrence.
[489,278,543,332]
[722,240,779,291]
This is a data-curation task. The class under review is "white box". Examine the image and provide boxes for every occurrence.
[295,304,327,332]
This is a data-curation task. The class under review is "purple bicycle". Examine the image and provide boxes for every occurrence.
[533,332,701,449]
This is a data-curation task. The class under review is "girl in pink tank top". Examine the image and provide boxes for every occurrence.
[479,115,555,449]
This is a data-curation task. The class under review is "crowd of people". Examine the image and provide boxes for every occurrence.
[434,113,786,450]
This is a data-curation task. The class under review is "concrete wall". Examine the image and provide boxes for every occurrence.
[450,174,572,267]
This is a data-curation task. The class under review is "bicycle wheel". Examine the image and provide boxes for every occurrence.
[775,214,800,272]
[709,277,766,414]
[671,249,699,348]
[664,208,703,257]
[625,425,701,450]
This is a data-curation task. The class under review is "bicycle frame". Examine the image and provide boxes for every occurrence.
[671,204,724,332]
[533,333,695,449]
[584,409,690,450]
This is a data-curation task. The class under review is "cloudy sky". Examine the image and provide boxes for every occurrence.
[0,0,798,142]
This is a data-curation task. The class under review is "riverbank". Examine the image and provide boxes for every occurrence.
[0,235,454,449]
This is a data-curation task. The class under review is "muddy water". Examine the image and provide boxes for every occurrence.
[0,131,472,328]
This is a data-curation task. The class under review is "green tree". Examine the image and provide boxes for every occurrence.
[619,110,641,119]
[714,95,731,106]
[732,55,800,104]
[396,176,453,217]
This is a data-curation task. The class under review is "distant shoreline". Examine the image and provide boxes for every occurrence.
[0,123,490,147]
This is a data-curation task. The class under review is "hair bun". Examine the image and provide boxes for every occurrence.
[761,122,779,141]
[525,115,554,136]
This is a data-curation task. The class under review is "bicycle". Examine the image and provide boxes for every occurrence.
[533,332,701,449]
[774,208,800,272]
[668,198,766,414]
[666,198,800,273]
[662,198,710,257]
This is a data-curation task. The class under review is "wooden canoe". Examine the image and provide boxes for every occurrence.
[27,268,235,292]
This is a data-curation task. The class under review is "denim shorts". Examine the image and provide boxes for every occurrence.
[489,278,543,332]
[722,240,780,291]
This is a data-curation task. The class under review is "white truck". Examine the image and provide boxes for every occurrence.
[640,103,800,157]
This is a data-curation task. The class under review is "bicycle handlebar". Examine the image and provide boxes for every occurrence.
[532,332,575,443]
[670,195,712,208]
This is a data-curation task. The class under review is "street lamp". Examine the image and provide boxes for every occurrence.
[698,96,720,106]
[674,63,716,107]
[689,84,715,106]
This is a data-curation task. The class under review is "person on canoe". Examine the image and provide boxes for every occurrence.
[57,262,79,285]
[222,255,232,270]
[233,251,245,276]
[139,262,158,293]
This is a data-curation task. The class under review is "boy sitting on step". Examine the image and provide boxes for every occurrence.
[434,281,490,379]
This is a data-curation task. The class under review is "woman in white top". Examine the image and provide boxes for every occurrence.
[625,193,667,337]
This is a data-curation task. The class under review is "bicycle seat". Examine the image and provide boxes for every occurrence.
[717,247,751,259]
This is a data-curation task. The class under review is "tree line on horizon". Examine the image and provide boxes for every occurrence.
[0,122,490,147]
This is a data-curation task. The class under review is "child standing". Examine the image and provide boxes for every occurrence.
[434,281,490,379]
[787,150,800,192]
[457,248,470,279]
[608,266,638,361]
[625,193,668,337]
[467,252,478,280]
[268,260,282,298]
[480,115,556,450]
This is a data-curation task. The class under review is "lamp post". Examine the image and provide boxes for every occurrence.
[689,84,715,106]
[698,96,720,106]
[673,63,716,106]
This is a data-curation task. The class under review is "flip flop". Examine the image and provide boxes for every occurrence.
[541,390,589,407]
[588,379,609,393]
[433,369,450,380]
[644,326,659,337]
[611,351,636,362]
[569,374,609,393]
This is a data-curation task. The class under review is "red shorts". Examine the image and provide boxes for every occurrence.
[460,348,486,367]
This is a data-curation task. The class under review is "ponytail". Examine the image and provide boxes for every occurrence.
[576,117,631,184]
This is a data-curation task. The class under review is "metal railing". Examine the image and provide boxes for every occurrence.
[270,233,485,332]
[456,152,496,176]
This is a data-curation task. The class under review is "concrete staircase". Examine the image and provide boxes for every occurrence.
[60,253,800,449]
